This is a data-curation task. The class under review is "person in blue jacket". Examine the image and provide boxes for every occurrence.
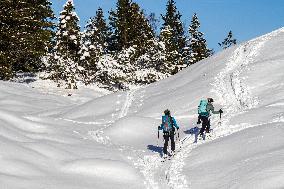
[158,109,179,156]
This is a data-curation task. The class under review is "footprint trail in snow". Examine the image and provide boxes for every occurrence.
[139,29,284,189]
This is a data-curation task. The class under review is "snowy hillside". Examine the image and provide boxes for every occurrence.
[0,28,284,189]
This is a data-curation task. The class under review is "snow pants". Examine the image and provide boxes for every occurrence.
[199,116,210,136]
[163,132,175,154]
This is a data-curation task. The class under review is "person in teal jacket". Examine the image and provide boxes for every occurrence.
[198,98,223,137]
[158,109,179,156]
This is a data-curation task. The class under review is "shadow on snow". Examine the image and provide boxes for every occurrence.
[184,126,200,143]
[147,145,164,157]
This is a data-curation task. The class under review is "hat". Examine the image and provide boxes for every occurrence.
[208,98,214,103]
[164,109,171,115]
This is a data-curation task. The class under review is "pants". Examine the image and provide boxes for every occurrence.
[163,132,175,154]
[197,114,202,124]
[199,116,210,136]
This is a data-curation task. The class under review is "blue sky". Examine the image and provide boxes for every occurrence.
[51,0,284,51]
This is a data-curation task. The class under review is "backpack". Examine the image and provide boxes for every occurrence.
[198,99,209,116]
[162,116,174,132]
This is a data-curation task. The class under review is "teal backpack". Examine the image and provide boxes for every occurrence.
[162,115,173,132]
[198,99,209,116]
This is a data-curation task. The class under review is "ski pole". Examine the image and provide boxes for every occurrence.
[218,110,222,126]
[158,126,160,139]
[177,128,181,150]
[157,126,160,147]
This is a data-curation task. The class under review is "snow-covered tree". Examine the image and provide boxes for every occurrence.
[79,31,102,84]
[95,54,130,90]
[50,0,82,89]
[137,39,165,70]
[55,0,81,59]
[116,46,136,83]
[79,8,110,84]
[127,3,154,55]
[88,8,110,53]
[135,38,169,84]
[159,26,180,74]
[0,0,54,80]
[187,13,213,65]
[161,0,186,56]
[104,0,157,88]
[218,30,237,49]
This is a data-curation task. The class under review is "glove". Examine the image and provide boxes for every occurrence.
[177,127,179,130]
[158,126,161,130]
[219,109,223,114]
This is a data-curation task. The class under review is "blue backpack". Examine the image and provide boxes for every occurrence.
[198,99,209,116]
[162,115,173,132]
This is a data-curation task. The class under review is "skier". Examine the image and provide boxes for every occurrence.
[197,98,223,137]
[158,109,179,157]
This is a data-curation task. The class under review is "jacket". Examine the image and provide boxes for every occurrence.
[205,102,219,117]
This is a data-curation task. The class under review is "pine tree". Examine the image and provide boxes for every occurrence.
[218,30,237,49]
[161,0,186,55]
[159,26,179,74]
[88,8,110,53]
[79,7,111,84]
[108,0,132,52]
[50,0,82,89]
[106,0,156,88]
[128,3,154,55]
[187,13,213,65]
[79,31,102,84]
[0,0,54,80]
[109,0,154,54]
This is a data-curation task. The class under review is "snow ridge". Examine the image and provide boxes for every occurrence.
[212,28,284,131]
[165,28,284,189]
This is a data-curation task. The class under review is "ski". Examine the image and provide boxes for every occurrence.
[198,134,205,140]
[161,156,169,162]
[161,151,176,162]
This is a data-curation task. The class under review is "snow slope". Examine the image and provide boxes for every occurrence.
[0,28,284,189]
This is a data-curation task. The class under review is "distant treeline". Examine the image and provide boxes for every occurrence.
[0,0,236,90]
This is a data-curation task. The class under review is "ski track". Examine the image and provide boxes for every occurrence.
[140,29,284,189]
[85,87,160,189]
[84,87,161,189]
[119,87,139,118]
[86,87,140,145]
